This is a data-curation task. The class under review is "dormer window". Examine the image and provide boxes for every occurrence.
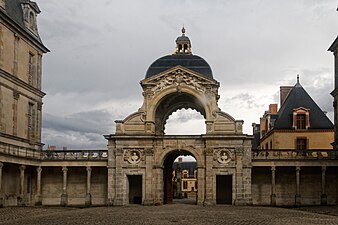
[22,1,41,35]
[293,107,310,129]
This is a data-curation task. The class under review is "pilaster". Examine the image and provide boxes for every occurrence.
[85,166,92,207]
[203,148,215,205]
[143,148,154,205]
[295,166,301,206]
[270,166,276,206]
[61,166,68,206]
[321,166,327,205]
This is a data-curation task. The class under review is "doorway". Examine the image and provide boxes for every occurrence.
[128,175,142,204]
[216,175,232,204]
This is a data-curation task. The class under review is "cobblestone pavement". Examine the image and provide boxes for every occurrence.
[1,204,338,225]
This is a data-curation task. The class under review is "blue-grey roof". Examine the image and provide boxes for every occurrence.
[274,81,333,130]
[173,161,196,176]
[145,54,213,79]
[3,0,44,45]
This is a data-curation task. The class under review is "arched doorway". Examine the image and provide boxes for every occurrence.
[163,150,197,204]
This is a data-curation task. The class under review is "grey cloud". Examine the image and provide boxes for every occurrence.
[43,110,114,134]
[42,128,107,149]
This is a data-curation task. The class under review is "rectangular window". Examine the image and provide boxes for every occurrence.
[296,114,306,129]
[183,181,188,189]
[296,138,307,150]
[28,53,34,86]
[28,103,35,140]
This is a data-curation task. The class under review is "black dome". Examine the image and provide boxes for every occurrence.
[145,54,213,79]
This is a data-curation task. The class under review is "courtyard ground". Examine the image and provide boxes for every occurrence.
[1,203,338,225]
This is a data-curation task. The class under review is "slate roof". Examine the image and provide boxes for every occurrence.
[328,36,338,52]
[145,54,213,79]
[173,161,196,177]
[274,81,334,130]
[2,0,44,45]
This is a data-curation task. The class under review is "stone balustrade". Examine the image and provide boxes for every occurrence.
[252,149,338,160]
[41,150,108,160]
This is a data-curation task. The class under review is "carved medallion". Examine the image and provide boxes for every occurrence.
[124,149,143,164]
[216,149,232,165]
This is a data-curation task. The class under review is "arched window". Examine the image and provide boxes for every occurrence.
[29,12,35,30]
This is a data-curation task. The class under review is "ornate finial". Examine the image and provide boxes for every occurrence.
[181,26,185,35]
[297,74,300,84]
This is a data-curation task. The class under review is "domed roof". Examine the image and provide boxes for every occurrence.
[145,27,213,79]
[145,54,213,79]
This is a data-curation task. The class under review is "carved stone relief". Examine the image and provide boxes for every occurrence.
[214,149,233,165]
[124,149,145,164]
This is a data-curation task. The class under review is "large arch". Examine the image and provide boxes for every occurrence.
[150,86,211,135]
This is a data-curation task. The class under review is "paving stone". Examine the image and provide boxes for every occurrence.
[1,204,338,225]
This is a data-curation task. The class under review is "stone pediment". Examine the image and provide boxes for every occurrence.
[140,66,219,95]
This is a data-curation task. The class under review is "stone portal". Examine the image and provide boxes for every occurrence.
[104,28,253,206]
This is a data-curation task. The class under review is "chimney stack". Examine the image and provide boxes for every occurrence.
[280,86,293,106]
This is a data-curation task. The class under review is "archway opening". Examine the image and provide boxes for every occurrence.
[165,108,205,135]
[155,92,206,135]
[163,150,197,205]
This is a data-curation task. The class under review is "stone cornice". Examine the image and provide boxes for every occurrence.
[0,68,45,99]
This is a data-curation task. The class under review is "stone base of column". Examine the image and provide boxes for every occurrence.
[295,194,301,206]
[143,198,154,206]
[234,198,247,206]
[113,199,123,206]
[17,195,28,206]
[85,194,92,207]
[203,199,216,206]
[0,196,4,207]
[61,194,68,207]
[107,198,114,206]
[35,195,42,206]
[270,194,276,206]
[321,194,327,205]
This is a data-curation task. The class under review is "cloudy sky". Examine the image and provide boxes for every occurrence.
[36,0,338,149]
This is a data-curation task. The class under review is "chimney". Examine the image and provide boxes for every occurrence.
[280,86,293,106]
[49,145,56,151]
[269,104,278,114]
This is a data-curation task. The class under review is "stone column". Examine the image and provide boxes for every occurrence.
[0,162,4,207]
[35,166,42,205]
[61,166,68,206]
[270,166,276,206]
[203,148,215,205]
[295,166,301,206]
[197,166,205,206]
[85,166,92,207]
[321,166,327,205]
[18,165,26,206]
[143,148,154,205]
[114,148,124,206]
[19,165,25,196]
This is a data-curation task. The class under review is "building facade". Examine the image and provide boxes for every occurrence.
[0,3,338,207]
[257,78,334,150]
[0,0,48,206]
